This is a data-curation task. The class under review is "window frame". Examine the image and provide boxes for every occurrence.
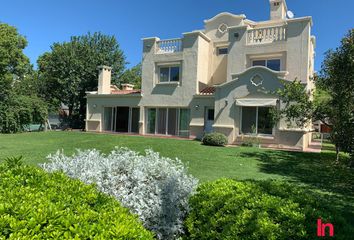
[158,65,181,83]
[102,106,140,133]
[145,107,190,137]
[252,58,281,71]
[240,106,274,136]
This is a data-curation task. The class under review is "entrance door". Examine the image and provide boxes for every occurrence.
[204,108,214,133]
[115,107,129,132]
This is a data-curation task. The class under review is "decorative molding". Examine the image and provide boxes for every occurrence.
[204,12,246,24]
[250,74,264,87]
[217,23,228,34]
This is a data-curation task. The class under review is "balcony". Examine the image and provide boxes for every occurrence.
[247,25,287,45]
[156,38,182,54]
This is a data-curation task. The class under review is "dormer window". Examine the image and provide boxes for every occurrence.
[252,59,281,71]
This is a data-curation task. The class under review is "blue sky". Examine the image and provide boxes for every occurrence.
[1,0,353,71]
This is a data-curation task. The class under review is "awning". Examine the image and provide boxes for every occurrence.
[235,98,278,107]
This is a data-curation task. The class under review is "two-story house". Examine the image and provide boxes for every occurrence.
[85,0,316,151]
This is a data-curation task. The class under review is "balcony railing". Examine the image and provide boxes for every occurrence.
[156,38,182,54]
[247,25,287,45]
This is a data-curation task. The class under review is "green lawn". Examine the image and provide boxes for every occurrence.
[0,132,351,184]
[0,131,353,230]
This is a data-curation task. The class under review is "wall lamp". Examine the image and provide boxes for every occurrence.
[195,105,200,110]
[93,104,97,109]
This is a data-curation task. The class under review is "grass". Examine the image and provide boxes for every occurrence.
[0,131,284,182]
[0,131,353,228]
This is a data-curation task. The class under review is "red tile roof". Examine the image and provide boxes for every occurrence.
[111,89,141,95]
[199,86,215,95]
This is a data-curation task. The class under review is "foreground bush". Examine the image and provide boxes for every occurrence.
[0,161,153,239]
[185,179,351,239]
[202,132,228,146]
[41,148,198,239]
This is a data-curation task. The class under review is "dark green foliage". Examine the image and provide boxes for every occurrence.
[0,94,47,133]
[119,63,142,89]
[4,156,23,168]
[274,79,313,128]
[318,29,354,160]
[185,179,352,239]
[0,163,153,239]
[0,23,47,133]
[38,32,126,128]
[0,22,30,102]
[201,132,228,146]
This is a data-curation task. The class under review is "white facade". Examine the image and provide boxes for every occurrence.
[86,0,316,150]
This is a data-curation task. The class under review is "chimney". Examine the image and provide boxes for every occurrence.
[270,0,287,20]
[97,65,112,94]
[121,83,134,91]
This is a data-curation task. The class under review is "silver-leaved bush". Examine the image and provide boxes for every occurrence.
[40,147,198,239]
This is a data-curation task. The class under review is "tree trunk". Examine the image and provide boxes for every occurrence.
[335,144,340,162]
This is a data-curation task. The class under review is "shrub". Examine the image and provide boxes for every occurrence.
[41,148,198,239]
[185,179,351,239]
[0,162,153,239]
[202,132,228,146]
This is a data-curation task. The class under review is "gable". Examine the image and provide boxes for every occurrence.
[215,66,286,100]
[204,12,246,41]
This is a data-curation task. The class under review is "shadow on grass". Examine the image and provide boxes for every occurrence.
[240,149,354,227]
[240,150,354,196]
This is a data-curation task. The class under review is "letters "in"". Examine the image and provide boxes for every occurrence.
[317,218,334,237]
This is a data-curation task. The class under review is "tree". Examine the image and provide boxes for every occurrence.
[318,29,354,161]
[0,22,31,101]
[276,29,354,161]
[118,63,142,89]
[38,32,126,128]
[0,22,47,133]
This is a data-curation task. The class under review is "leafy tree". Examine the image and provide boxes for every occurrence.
[276,29,354,161]
[319,29,354,161]
[118,63,142,89]
[0,22,31,101]
[0,22,47,133]
[38,32,126,128]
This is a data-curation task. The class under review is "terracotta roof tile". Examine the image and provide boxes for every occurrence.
[199,86,215,95]
[111,89,141,95]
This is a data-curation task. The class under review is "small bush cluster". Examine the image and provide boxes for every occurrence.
[0,160,153,239]
[41,148,198,239]
[185,179,350,239]
[202,132,228,146]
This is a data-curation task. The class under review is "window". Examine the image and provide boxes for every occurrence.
[146,108,190,137]
[252,59,281,71]
[131,108,140,133]
[241,106,273,135]
[157,108,167,134]
[159,66,180,82]
[103,107,139,133]
[266,59,281,71]
[217,47,228,55]
[104,107,114,131]
[147,108,156,134]
[252,60,266,67]
[179,109,190,137]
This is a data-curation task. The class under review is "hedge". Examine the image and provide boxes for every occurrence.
[185,178,352,239]
[0,160,153,239]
